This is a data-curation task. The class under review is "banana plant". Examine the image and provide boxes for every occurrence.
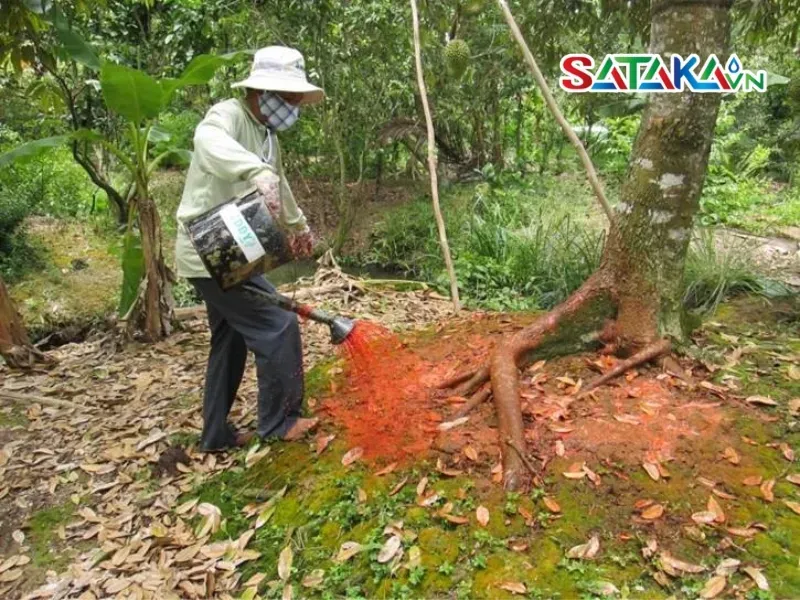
[0,8,249,340]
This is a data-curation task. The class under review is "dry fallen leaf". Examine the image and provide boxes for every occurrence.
[641,504,664,520]
[711,488,736,500]
[543,497,561,513]
[563,462,587,479]
[715,558,740,576]
[592,581,620,597]
[476,506,490,527]
[315,434,335,455]
[438,416,469,431]
[787,474,800,486]
[742,475,763,486]
[727,527,759,538]
[341,447,364,466]
[335,542,362,563]
[691,511,718,525]
[745,395,777,406]
[722,447,740,465]
[374,462,398,477]
[302,569,325,589]
[643,462,660,481]
[377,535,402,564]
[707,496,726,523]
[11,530,24,544]
[555,440,566,457]
[441,513,469,525]
[583,464,601,486]
[784,500,800,515]
[498,581,527,595]
[389,476,409,496]
[760,479,775,503]
[742,566,769,590]
[416,477,428,497]
[278,545,293,581]
[567,535,600,559]
[176,498,199,516]
[699,575,726,599]
[0,569,23,583]
[463,446,479,461]
[790,398,800,416]
[659,551,706,574]
[779,443,795,462]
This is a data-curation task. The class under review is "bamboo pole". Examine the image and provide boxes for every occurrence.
[410,0,462,312]
[495,0,616,224]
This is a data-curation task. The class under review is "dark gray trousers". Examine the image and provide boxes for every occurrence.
[190,275,304,450]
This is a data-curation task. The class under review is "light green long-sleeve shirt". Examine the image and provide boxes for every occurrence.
[175,98,307,279]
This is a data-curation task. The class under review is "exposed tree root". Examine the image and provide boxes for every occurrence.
[491,271,612,490]
[505,437,540,481]
[438,368,479,391]
[577,339,672,399]
[453,366,490,397]
[453,385,492,419]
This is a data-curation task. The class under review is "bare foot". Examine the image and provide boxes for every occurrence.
[234,431,255,447]
[282,418,319,441]
[200,430,254,453]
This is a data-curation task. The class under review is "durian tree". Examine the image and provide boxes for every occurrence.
[441,0,737,490]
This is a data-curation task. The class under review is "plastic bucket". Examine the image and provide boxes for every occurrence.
[185,190,292,290]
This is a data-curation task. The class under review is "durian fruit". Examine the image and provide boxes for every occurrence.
[445,38,470,78]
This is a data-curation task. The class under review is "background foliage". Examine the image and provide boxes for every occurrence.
[1,0,798,324]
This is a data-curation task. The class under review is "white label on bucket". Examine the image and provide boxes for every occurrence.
[218,204,266,263]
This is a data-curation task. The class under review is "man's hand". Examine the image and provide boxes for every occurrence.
[287,227,314,259]
[252,170,281,219]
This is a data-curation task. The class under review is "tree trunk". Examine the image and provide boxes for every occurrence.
[605,0,731,350]
[135,195,173,341]
[0,274,52,369]
[446,0,733,491]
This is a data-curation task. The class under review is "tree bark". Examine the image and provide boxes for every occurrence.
[0,274,52,369]
[605,0,731,349]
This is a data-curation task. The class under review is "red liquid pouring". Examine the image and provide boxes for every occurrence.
[328,321,433,460]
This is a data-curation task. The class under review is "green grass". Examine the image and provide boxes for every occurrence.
[26,503,77,573]
[699,179,800,236]
[0,406,28,428]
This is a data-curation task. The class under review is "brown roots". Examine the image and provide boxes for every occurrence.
[439,269,672,491]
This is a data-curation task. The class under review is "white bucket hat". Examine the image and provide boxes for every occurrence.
[232,46,325,104]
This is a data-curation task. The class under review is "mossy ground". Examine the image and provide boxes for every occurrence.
[12,502,87,595]
[177,295,800,600]
[9,218,120,337]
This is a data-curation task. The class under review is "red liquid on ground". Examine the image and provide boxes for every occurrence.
[327,321,434,460]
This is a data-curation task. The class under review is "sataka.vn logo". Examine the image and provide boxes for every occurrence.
[560,53,767,93]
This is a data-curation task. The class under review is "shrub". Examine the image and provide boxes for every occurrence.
[683,228,784,313]
[364,177,604,311]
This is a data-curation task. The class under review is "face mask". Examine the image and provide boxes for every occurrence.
[258,91,300,131]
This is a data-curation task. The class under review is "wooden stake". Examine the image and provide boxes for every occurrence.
[410,0,461,312]
[495,0,615,224]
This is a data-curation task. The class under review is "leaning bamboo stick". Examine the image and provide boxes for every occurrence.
[410,0,462,312]
[496,0,615,224]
